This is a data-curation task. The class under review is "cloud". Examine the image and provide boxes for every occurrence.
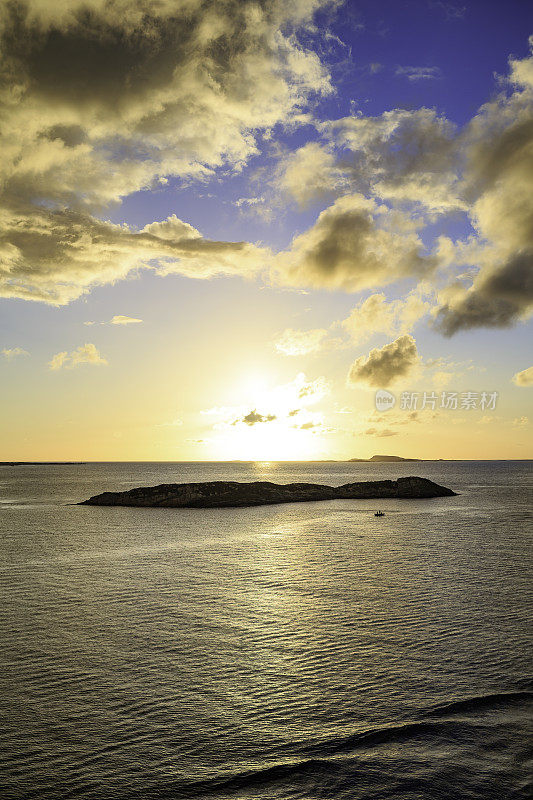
[234,410,277,426]
[509,35,533,88]
[48,343,107,370]
[2,346,29,360]
[208,372,329,432]
[342,291,431,342]
[364,427,398,437]
[273,194,435,292]
[348,334,420,388]
[157,418,184,427]
[434,250,533,335]
[433,41,533,333]
[235,197,264,209]
[274,327,329,356]
[0,0,331,303]
[395,66,442,81]
[200,406,235,417]
[1,1,331,198]
[273,289,431,358]
[432,370,453,389]
[110,315,143,325]
[319,108,460,213]
[294,373,330,402]
[2,0,531,351]
[429,1,466,20]
[0,207,267,304]
[512,366,533,386]
[271,39,533,333]
[276,142,348,207]
[85,315,143,326]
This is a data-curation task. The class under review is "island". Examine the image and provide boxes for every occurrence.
[0,462,85,466]
[79,476,456,509]
[348,455,420,462]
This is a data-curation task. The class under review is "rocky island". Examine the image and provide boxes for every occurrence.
[80,476,456,509]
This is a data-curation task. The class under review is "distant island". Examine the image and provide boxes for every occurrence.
[80,476,456,509]
[348,455,420,462]
[0,462,84,466]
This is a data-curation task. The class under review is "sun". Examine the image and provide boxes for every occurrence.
[208,372,331,461]
[213,421,320,461]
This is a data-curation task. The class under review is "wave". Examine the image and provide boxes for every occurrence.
[10,689,533,800]
[292,718,469,760]
[291,687,533,760]
[423,688,533,718]
[121,694,533,800]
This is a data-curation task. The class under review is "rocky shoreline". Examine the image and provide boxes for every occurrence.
[80,476,456,509]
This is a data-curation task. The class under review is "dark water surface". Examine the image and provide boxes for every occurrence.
[0,461,532,799]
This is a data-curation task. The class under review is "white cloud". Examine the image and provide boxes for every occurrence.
[395,66,442,81]
[48,343,108,370]
[432,370,453,389]
[156,418,184,427]
[2,347,29,360]
[235,197,264,208]
[342,291,431,342]
[276,142,348,207]
[364,427,398,436]
[110,315,142,325]
[512,366,533,387]
[273,289,431,358]
[274,327,329,356]
[85,315,143,326]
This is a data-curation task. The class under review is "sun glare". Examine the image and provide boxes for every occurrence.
[209,372,330,461]
[212,422,322,461]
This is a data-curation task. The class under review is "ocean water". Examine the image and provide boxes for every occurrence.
[0,460,532,800]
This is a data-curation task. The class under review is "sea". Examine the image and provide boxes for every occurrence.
[0,460,532,800]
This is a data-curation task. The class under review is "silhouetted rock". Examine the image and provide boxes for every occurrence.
[80,476,456,508]
[348,455,420,462]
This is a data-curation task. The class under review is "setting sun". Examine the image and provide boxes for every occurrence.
[205,372,331,461]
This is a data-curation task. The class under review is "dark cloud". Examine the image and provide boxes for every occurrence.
[274,194,435,292]
[318,108,459,212]
[435,249,533,335]
[0,207,265,304]
[235,410,277,426]
[433,50,533,333]
[348,334,420,388]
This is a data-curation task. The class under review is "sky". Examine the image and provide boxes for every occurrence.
[0,0,532,461]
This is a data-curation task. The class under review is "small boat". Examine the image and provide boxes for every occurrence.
[374,510,385,517]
